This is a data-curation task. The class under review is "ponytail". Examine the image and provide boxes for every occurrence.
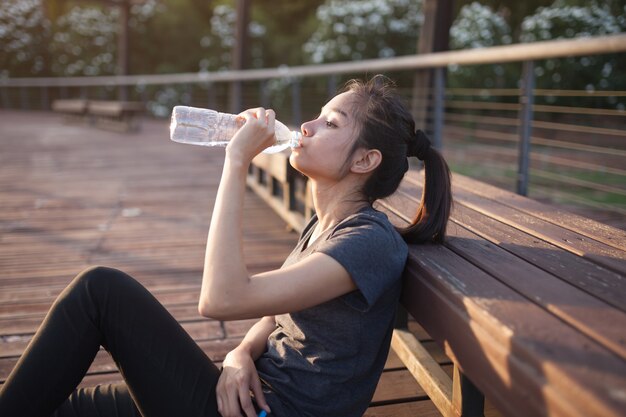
[339,75,452,243]
[400,133,452,244]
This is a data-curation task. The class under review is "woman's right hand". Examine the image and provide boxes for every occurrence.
[225,107,276,165]
[216,348,271,417]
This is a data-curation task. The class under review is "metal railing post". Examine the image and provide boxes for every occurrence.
[19,87,28,110]
[184,83,192,105]
[230,81,243,114]
[118,85,128,101]
[1,87,10,109]
[516,60,535,196]
[291,79,302,127]
[327,74,338,99]
[207,82,217,109]
[41,86,49,110]
[432,67,445,150]
[260,80,270,108]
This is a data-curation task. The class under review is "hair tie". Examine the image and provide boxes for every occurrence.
[407,130,431,160]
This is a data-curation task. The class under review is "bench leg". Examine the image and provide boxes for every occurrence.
[394,303,408,329]
[452,365,485,417]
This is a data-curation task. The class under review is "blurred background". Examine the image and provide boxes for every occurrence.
[1,0,625,227]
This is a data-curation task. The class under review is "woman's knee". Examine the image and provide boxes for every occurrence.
[69,266,136,300]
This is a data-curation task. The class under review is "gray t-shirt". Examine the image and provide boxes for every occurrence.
[255,206,408,417]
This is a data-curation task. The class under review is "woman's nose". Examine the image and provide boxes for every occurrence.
[301,120,313,137]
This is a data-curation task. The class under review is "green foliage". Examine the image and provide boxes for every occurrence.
[49,4,119,76]
[302,0,424,64]
[520,0,626,105]
[253,0,324,67]
[447,2,518,91]
[445,0,626,106]
[0,0,51,77]
[128,0,215,74]
[2,0,624,113]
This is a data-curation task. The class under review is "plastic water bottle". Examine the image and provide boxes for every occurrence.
[170,106,301,154]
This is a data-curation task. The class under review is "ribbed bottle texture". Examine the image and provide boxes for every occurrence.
[170,106,300,154]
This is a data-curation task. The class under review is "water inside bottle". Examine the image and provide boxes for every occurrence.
[170,105,301,152]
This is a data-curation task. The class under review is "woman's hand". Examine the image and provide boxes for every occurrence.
[226,107,276,165]
[216,348,271,417]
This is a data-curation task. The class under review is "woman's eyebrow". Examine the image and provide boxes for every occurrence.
[321,107,349,118]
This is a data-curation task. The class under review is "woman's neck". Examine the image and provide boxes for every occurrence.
[310,179,369,234]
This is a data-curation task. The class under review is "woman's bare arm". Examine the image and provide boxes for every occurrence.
[199,108,356,321]
[217,316,276,417]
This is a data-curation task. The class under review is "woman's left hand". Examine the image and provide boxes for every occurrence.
[226,107,276,164]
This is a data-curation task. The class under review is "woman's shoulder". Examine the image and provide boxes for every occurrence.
[335,206,397,235]
[329,206,407,252]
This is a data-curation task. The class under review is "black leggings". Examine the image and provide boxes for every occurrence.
[0,266,222,417]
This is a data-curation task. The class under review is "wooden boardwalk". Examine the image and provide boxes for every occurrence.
[0,111,501,416]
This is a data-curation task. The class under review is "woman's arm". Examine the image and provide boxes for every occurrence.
[217,316,276,417]
[199,108,357,320]
[199,108,276,318]
[233,315,276,361]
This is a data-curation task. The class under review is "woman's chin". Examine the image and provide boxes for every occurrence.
[289,153,309,176]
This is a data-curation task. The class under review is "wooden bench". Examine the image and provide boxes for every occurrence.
[248,151,626,417]
[51,99,89,123]
[87,100,144,132]
[52,99,143,132]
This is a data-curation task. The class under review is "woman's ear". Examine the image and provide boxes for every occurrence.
[351,148,382,174]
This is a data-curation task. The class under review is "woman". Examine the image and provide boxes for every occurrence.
[0,75,451,417]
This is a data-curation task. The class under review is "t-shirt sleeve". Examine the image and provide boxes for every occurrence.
[316,213,408,312]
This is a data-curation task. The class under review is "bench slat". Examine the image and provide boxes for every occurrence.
[401,245,626,417]
[451,173,626,252]
[382,183,626,361]
[403,173,626,275]
[449,202,626,312]
[87,100,143,116]
[383,180,626,314]
[51,99,88,114]
[451,185,626,275]
[448,222,626,360]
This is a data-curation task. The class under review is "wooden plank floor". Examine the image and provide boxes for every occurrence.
[0,111,498,416]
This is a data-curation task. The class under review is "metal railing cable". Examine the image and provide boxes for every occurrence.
[1,33,625,224]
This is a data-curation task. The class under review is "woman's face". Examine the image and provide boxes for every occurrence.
[289,91,361,182]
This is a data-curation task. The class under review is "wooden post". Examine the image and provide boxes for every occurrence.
[452,365,485,417]
[117,0,130,101]
[230,0,250,113]
[412,0,437,127]
[412,0,454,134]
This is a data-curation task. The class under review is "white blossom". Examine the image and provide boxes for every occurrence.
[303,0,423,64]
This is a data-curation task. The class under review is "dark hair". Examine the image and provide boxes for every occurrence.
[341,75,452,243]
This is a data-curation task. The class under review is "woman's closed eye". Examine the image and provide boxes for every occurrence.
[311,112,338,128]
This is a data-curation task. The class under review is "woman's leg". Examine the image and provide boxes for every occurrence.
[0,266,221,417]
[52,382,141,417]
